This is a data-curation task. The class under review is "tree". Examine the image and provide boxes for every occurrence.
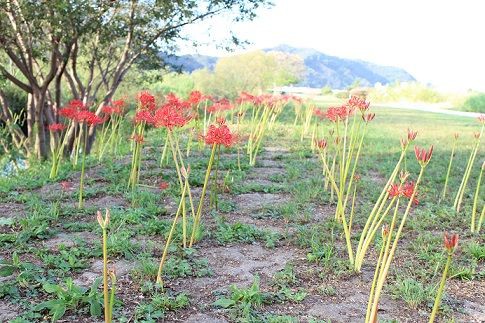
[193,50,305,98]
[0,0,270,159]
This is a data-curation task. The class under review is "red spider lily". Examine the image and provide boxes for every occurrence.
[478,114,485,124]
[102,105,122,115]
[402,181,419,205]
[314,108,326,120]
[138,91,156,111]
[59,99,88,120]
[205,123,235,147]
[407,129,418,141]
[362,113,375,123]
[348,96,370,112]
[153,104,190,130]
[48,123,66,132]
[112,99,126,110]
[473,132,481,140]
[207,98,233,113]
[399,170,410,182]
[326,105,353,122]
[165,93,191,110]
[382,224,390,237]
[414,145,433,166]
[130,134,145,144]
[67,99,86,111]
[59,181,73,191]
[400,138,408,150]
[315,139,328,150]
[187,90,203,106]
[388,183,402,198]
[236,92,258,105]
[75,110,104,126]
[159,181,170,190]
[134,109,154,125]
[443,232,459,253]
[59,106,78,119]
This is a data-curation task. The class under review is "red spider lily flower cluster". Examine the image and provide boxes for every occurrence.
[187,90,211,106]
[58,99,104,126]
[407,129,418,141]
[348,96,370,112]
[478,114,485,124]
[131,134,145,144]
[138,91,156,111]
[325,105,353,122]
[207,98,233,113]
[362,113,375,123]
[314,108,326,120]
[443,232,459,253]
[48,123,66,132]
[414,145,433,166]
[134,109,155,125]
[153,100,191,130]
[75,110,105,126]
[205,123,235,147]
[59,181,73,191]
[402,181,419,205]
[400,129,418,149]
[102,100,125,115]
[388,181,419,204]
[315,139,328,150]
[59,99,87,120]
[388,183,402,198]
[159,181,170,190]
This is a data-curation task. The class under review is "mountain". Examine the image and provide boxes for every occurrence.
[165,45,415,89]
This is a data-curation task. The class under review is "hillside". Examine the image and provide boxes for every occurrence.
[165,45,415,89]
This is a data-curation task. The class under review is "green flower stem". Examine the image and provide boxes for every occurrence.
[471,164,484,232]
[368,167,425,322]
[441,138,457,200]
[365,229,386,322]
[100,223,110,323]
[189,144,217,247]
[354,148,407,271]
[78,125,88,208]
[429,252,453,323]
[156,178,188,284]
[476,205,485,233]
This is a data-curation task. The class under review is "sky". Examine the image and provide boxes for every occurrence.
[181,0,485,92]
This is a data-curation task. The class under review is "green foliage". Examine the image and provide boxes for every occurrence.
[368,82,445,103]
[133,290,189,322]
[461,92,485,112]
[214,218,280,248]
[213,276,267,321]
[390,277,434,309]
[33,278,103,322]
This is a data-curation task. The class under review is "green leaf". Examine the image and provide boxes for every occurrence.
[50,302,66,322]
[0,218,14,226]
[43,283,60,294]
[0,265,15,277]
[212,298,236,308]
[89,301,101,317]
